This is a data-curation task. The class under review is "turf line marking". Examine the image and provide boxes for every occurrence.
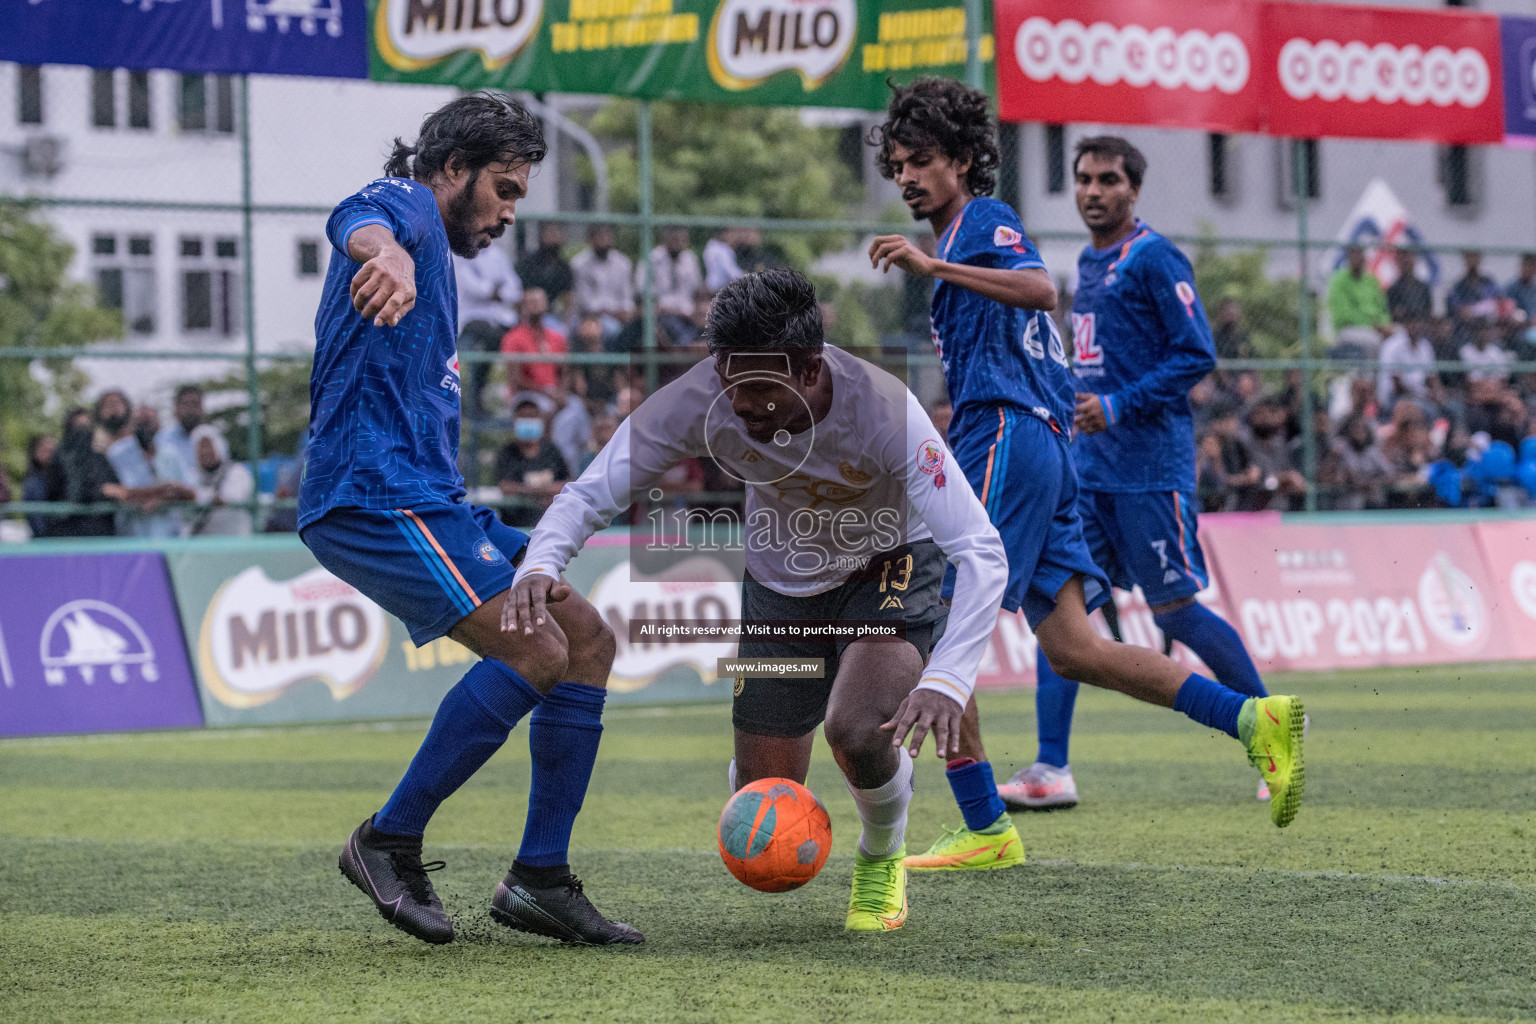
[0,617,13,689]
[1027,858,1528,891]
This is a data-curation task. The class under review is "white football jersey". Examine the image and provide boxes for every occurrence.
[514,346,1008,706]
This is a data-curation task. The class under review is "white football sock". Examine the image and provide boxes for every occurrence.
[845,751,914,858]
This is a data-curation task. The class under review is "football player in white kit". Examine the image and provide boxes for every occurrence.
[503,269,1012,933]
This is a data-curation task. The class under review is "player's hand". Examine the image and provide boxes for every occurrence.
[1074,393,1109,435]
[881,688,963,759]
[351,244,416,327]
[869,235,935,277]
[501,573,573,635]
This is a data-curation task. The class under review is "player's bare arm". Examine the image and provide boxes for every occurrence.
[346,223,416,327]
[869,235,1058,311]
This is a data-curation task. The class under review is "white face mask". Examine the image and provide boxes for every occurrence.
[513,417,544,442]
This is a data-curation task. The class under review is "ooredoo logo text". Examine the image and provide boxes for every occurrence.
[1014,17,1250,94]
[1277,39,1490,108]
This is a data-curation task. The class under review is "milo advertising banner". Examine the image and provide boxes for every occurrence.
[367,0,994,108]
[166,532,740,726]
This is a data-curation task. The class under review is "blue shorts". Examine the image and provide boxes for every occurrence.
[1079,489,1209,607]
[302,503,529,645]
[943,407,1109,629]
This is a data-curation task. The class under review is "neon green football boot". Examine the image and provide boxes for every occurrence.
[1240,695,1306,828]
[845,846,908,933]
[903,818,1025,871]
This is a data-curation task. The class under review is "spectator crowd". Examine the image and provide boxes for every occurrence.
[1193,247,1536,511]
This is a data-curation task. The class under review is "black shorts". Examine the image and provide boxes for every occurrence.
[732,541,949,738]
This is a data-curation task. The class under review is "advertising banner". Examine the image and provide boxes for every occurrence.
[367,0,992,109]
[1501,16,1536,145]
[0,553,203,738]
[994,0,1264,134]
[1202,520,1517,673]
[1259,1,1504,145]
[0,0,369,79]
[1470,519,1536,658]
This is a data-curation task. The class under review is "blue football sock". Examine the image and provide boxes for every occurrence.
[374,659,543,837]
[1034,653,1079,768]
[517,681,606,868]
[945,758,1008,833]
[1154,603,1268,698]
[1172,673,1245,740]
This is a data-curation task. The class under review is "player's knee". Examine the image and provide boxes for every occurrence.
[486,627,568,692]
[821,704,882,761]
[1036,629,1107,683]
[557,599,617,688]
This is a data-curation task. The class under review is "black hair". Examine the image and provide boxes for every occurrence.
[869,77,998,198]
[1072,136,1147,189]
[26,433,53,472]
[384,92,546,181]
[93,389,129,420]
[704,269,824,371]
[174,383,203,402]
[514,399,543,415]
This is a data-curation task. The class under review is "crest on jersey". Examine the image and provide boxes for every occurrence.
[838,461,872,486]
[1175,281,1197,309]
[474,539,503,565]
[916,440,945,476]
[993,225,1022,247]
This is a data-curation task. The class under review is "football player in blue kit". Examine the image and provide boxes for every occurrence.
[300,93,641,946]
[866,81,1306,870]
[1035,135,1278,808]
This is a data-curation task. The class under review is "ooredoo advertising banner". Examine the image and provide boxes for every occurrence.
[1260,1,1504,145]
[995,0,1264,133]
[1203,520,1518,673]
[0,553,203,737]
[1471,519,1536,658]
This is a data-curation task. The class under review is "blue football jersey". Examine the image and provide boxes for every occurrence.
[1070,222,1216,494]
[299,177,465,530]
[929,197,1074,440]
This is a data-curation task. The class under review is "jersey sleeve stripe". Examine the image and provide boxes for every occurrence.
[401,507,483,608]
[919,675,968,701]
[337,216,391,256]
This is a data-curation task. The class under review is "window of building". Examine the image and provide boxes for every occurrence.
[18,66,43,125]
[127,71,151,130]
[1276,138,1320,208]
[180,74,235,134]
[1439,145,1482,210]
[997,122,1021,208]
[1209,133,1231,200]
[297,239,322,276]
[93,233,157,335]
[92,69,116,128]
[180,234,240,336]
[1045,124,1066,194]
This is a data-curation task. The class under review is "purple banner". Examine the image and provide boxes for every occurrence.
[1502,16,1536,144]
[0,553,203,737]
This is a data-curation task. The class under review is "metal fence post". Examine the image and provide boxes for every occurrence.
[1294,138,1317,513]
[638,101,657,394]
[240,75,262,509]
[964,0,985,90]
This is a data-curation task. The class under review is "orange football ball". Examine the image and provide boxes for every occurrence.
[717,777,832,892]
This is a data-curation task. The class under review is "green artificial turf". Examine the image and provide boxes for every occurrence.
[2,662,1533,1023]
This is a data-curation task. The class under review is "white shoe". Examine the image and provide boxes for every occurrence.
[998,762,1079,811]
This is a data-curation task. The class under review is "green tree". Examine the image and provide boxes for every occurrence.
[1190,233,1316,362]
[180,360,312,463]
[585,101,862,268]
[0,200,121,481]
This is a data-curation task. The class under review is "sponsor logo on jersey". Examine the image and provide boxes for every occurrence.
[1174,280,1198,311]
[838,461,872,486]
[440,353,463,395]
[38,600,160,686]
[197,566,389,709]
[740,448,764,463]
[474,539,504,565]
[916,440,945,476]
[993,225,1023,247]
[879,594,904,611]
[1163,568,1183,585]
[707,0,857,92]
[374,0,544,73]
[1071,312,1103,367]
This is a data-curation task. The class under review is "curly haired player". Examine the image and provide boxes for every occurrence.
[865,80,1306,874]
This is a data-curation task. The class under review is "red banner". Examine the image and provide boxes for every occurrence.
[995,0,1506,144]
[1203,520,1519,673]
[1260,1,1504,144]
[1471,520,1536,658]
[996,0,1264,133]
